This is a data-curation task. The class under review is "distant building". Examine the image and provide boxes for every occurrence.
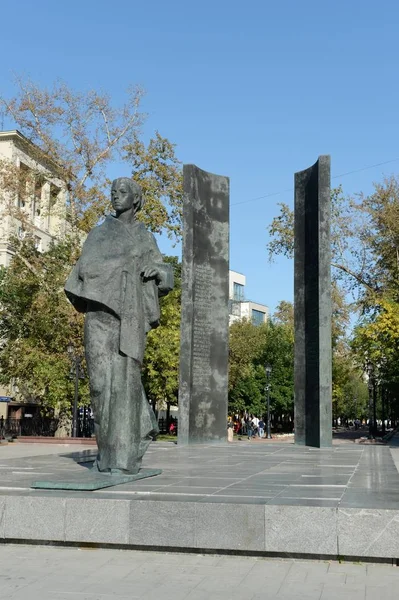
[0,130,68,267]
[229,270,269,326]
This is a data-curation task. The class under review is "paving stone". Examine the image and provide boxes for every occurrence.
[1,544,399,600]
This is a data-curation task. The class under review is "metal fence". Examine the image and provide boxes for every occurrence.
[0,415,177,438]
[0,416,59,438]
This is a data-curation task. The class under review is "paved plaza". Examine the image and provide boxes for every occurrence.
[1,439,399,559]
[1,440,399,508]
[0,544,399,600]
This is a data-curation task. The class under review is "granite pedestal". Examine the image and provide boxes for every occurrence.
[1,440,399,560]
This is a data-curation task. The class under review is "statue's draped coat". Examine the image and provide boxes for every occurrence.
[65,216,173,473]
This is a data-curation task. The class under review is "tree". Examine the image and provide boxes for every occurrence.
[273,300,294,328]
[261,319,294,418]
[228,319,266,393]
[0,77,184,423]
[268,179,399,304]
[0,77,183,240]
[228,317,294,423]
[142,256,181,413]
[0,236,88,419]
[351,298,399,419]
[228,364,265,416]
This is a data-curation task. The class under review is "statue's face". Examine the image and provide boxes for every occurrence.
[111,179,135,214]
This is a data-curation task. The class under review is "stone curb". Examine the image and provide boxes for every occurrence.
[1,496,399,561]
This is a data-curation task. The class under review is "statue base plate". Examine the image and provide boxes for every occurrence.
[31,468,162,491]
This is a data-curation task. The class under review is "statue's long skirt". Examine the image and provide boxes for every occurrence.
[84,305,158,474]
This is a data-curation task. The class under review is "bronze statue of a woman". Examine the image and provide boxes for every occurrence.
[65,178,173,474]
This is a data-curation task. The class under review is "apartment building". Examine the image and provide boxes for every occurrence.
[0,130,68,267]
[229,270,269,325]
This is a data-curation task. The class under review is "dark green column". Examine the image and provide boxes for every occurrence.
[178,165,230,444]
[294,156,332,447]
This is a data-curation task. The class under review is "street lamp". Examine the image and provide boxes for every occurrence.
[367,362,374,440]
[381,383,386,436]
[265,364,272,439]
[67,343,84,438]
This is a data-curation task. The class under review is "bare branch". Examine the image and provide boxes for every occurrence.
[331,262,377,293]
[101,109,112,146]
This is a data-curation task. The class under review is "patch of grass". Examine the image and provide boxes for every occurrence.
[153,434,177,443]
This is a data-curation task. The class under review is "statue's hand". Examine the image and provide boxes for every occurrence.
[141,265,160,281]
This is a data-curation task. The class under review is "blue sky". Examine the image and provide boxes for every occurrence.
[1,0,399,314]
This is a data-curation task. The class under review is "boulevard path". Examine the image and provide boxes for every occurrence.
[1,438,399,599]
[0,544,398,600]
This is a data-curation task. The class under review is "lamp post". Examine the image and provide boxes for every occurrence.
[67,343,84,438]
[373,375,378,437]
[381,383,386,436]
[367,362,374,440]
[265,364,272,439]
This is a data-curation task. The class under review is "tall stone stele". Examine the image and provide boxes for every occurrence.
[178,165,230,444]
[294,155,332,448]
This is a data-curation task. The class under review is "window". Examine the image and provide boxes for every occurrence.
[33,177,43,218]
[233,282,244,301]
[252,309,265,326]
[18,163,30,208]
[48,184,60,230]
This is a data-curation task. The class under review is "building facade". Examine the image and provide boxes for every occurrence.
[0,130,68,267]
[229,270,269,325]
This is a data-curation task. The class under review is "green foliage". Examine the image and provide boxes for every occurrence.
[261,320,294,415]
[142,256,181,408]
[0,236,88,415]
[128,133,183,241]
[228,319,266,392]
[228,317,294,418]
[229,364,265,416]
[273,300,294,328]
[351,298,399,399]
[332,344,368,420]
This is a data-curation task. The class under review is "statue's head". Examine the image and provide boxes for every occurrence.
[111,177,144,216]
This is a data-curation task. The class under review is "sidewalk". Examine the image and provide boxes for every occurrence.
[0,545,398,600]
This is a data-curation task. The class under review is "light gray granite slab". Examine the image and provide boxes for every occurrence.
[0,496,5,538]
[4,496,66,541]
[338,508,399,558]
[195,503,265,551]
[129,500,196,547]
[65,497,130,544]
[265,505,338,555]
